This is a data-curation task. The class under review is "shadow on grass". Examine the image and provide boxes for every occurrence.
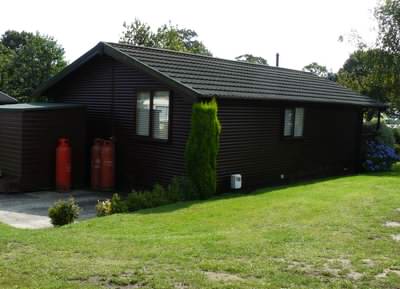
[133,167,400,216]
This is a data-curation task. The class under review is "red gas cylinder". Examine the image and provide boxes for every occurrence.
[100,139,115,190]
[56,138,71,192]
[91,138,103,190]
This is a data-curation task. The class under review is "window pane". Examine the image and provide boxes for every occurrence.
[152,91,169,140]
[284,108,294,136]
[294,107,304,137]
[136,91,150,136]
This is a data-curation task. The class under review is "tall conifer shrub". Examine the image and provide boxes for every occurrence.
[185,98,221,199]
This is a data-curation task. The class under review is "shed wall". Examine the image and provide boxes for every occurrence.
[0,111,22,178]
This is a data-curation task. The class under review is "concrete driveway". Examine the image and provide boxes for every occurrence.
[0,190,113,229]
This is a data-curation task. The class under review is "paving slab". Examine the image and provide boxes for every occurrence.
[0,190,113,229]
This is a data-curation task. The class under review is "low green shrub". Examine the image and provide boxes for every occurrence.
[48,198,80,226]
[96,178,197,216]
[126,190,150,211]
[151,183,169,206]
[126,184,171,212]
[395,143,400,155]
[96,199,113,217]
[110,193,128,213]
[167,176,194,201]
[96,193,127,216]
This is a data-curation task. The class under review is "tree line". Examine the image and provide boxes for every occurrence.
[303,0,400,117]
[0,0,399,112]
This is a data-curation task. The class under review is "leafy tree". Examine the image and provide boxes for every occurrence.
[303,62,337,81]
[1,30,34,50]
[120,20,155,47]
[120,19,212,56]
[337,49,400,114]
[0,43,14,90]
[235,54,268,65]
[0,30,66,101]
[303,62,328,77]
[375,0,400,53]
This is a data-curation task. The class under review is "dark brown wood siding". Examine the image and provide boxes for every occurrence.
[216,99,362,191]
[45,55,193,189]
[0,106,86,192]
[20,108,86,191]
[0,111,23,178]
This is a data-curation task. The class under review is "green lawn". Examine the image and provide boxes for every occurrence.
[1,168,400,289]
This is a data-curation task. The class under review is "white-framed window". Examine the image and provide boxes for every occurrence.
[283,107,304,137]
[136,90,170,140]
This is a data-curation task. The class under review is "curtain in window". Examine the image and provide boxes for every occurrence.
[294,108,304,137]
[136,91,150,136]
[284,108,294,136]
[152,91,169,140]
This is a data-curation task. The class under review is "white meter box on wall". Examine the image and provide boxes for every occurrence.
[231,174,242,189]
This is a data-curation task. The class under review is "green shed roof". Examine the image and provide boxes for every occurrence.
[0,103,84,111]
[0,91,18,105]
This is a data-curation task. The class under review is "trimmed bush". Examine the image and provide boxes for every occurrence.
[185,98,221,199]
[126,184,171,212]
[363,120,395,147]
[96,193,127,216]
[363,140,400,172]
[126,190,151,211]
[96,199,113,217]
[48,198,80,226]
[96,178,196,216]
[110,193,128,213]
[167,176,192,201]
[395,143,400,155]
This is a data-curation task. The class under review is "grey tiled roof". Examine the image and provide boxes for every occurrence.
[35,42,384,108]
[106,42,383,107]
[0,91,17,105]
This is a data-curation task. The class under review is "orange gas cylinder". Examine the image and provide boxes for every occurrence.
[56,138,71,192]
[100,139,115,190]
[91,138,103,190]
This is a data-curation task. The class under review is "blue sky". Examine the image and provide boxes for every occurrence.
[1,0,379,71]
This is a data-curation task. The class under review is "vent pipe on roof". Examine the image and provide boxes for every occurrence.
[276,53,280,67]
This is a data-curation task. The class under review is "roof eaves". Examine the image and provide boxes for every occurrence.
[102,42,201,101]
[201,93,388,108]
[0,91,18,104]
[33,42,105,97]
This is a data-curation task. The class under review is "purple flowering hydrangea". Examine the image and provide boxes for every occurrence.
[363,140,400,172]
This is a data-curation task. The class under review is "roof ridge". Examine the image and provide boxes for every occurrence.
[104,41,316,75]
[102,42,202,98]
[34,41,385,108]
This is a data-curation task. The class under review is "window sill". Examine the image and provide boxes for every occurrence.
[134,135,170,144]
[281,136,305,141]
